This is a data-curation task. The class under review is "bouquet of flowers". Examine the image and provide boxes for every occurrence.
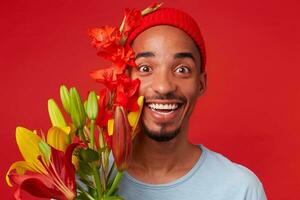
[5,3,162,200]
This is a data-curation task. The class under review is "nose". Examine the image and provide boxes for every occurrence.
[151,69,177,95]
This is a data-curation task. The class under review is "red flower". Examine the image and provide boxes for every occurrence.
[122,8,143,35]
[114,74,140,112]
[111,106,132,170]
[8,143,83,200]
[90,67,116,82]
[93,72,140,128]
[97,45,136,74]
[89,26,120,49]
[96,88,113,127]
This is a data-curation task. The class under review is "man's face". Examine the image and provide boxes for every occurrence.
[130,25,206,142]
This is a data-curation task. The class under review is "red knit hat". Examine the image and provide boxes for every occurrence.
[126,7,206,70]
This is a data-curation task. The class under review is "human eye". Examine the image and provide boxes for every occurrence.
[138,64,152,73]
[174,66,191,74]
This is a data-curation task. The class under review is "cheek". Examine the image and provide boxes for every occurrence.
[181,79,201,96]
[180,83,201,110]
[135,76,152,96]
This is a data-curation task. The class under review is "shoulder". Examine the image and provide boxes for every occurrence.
[200,145,266,195]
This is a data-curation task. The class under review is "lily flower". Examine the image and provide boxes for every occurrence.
[111,106,132,170]
[6,127,82,200]
[107,96,143,170]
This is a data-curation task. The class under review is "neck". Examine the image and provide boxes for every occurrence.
[128,127,201,180]
[133,135,188,170]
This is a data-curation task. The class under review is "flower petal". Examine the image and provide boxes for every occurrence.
[47,127,69,151]
[128,96,144,138]
[9,172,66,200]
[16,127,47,173]
[6,161,35,187]
[50,142,84,193]
[90,68,115,81]
[108,119,114,136]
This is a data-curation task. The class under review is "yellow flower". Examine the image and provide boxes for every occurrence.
[6,127,47,187]
[6,126,72,186]
[6,126,79,200]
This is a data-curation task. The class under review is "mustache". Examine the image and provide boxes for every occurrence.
[145,92,187,103]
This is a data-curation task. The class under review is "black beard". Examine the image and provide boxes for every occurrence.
[141,122,180,142]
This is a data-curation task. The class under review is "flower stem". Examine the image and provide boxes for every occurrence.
[106,162,115,185]
[77,184,95,200]
[78,128,87,143]
[89,120,95,149]
[106,171,123,196]
[92,164,102,199]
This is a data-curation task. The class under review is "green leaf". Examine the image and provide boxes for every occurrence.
[78,160,93,175]
[48,99,67,128]
[74,193,90,200]
[70,87,86,129]
[86,91,98,120]
[60,85,71,114]
[103,195,124,200]
[75,188,95,200]
[79,148,100,163]
[38,141,51,162]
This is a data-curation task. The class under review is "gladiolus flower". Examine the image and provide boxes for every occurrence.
[122,8,143,35]
[97,45,136,74]
[89,26,119,49]
[6,127,83,200]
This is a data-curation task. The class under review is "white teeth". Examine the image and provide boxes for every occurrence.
[148,103,179,110]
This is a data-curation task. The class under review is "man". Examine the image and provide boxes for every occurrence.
[117,7,267,200]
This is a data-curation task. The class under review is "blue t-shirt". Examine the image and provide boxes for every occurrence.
[118,145,267,200]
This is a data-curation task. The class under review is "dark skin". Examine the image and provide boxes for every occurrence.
[128,25,207,184]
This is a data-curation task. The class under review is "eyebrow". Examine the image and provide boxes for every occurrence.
[135,51,155,59]
[135,51,195,61]
[174,52,195,61]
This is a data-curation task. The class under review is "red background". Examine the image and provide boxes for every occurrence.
[1,0,299,199]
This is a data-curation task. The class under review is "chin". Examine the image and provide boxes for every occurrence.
[141,122,181,142]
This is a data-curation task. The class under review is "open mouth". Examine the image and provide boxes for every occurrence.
[144,98,185,122]
[147,103,182,113]
[146,102,182,116]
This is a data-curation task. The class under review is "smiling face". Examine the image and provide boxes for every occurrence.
[130,25,206,142]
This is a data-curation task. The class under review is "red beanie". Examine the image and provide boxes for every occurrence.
[126,7,206,70]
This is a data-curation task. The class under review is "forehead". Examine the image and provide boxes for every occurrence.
[131,25,200,56]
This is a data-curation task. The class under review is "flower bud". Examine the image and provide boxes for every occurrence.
[60,85,71,114]
[69,87,86,129]
[48,99,67,128]
[86,91,98,120]
[111,106,132,170]
[141,2,163,15]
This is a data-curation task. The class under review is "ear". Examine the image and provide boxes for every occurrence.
[198,72,207,96]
